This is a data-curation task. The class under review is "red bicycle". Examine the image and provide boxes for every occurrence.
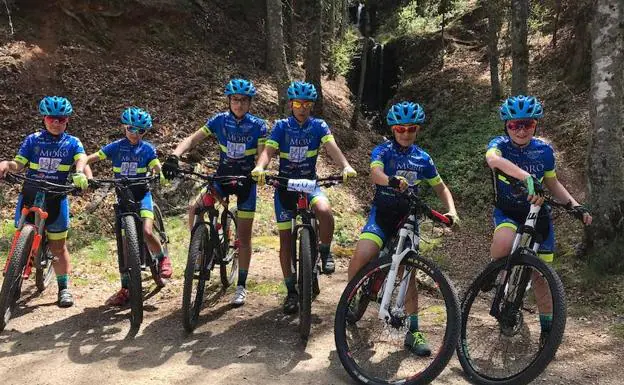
[1,173,79,332]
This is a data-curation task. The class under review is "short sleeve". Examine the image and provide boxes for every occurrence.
[370,144,386,169]
[423,154,442,186]
[99,141,118,160]
[258,120,268,145]
[318,120,334,144]
[73,138,86,161]
[543,144,556,178]
[486,136,504,158]
[266,121,283,150]
[15,135,32,165]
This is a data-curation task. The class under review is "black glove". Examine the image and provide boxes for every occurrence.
[162,155,180,179]
[571,204,590,220]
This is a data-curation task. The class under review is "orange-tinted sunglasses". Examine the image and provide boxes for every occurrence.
[292,100,314,109]
[44,116,69,124]
[392,124,420,133]
[506,119,537,131]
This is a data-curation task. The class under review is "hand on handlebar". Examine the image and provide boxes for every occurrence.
[389,176,409,192]
[443,212,461,229]
[523,174,545,206]
[251,166,266,186]
[342,165,357,183]
[162,155,180,180]
[72,172,89,191]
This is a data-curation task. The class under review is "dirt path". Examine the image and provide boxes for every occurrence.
[1,244,622,385]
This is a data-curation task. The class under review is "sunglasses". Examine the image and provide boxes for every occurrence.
[391,124,420,134]
[126,126,148,135]
[291,100,314,109]
[506,119,537,131]
[230,96,251,104]
[44,116,69,124]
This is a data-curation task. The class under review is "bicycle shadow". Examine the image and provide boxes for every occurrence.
[0,300,315,377]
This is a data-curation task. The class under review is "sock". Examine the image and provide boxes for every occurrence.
[319,243,331,257]
[285,274,296,294]
[237,269,248,288]
[153,251,165,261]
[56,274,69,291]
[408,314,419,333]
[121,273,130,289]
[540,313,553,332]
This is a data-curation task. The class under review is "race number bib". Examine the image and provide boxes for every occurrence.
[287,179,317,193]
[226,141,246,159]
[396,170,418,185]
[120,162,138,176]
[288,146,308,163]
[38,157,62,173]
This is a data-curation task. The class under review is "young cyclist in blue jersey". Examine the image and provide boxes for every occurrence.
[485,95,592,346]
[0,96,92,308]
[78,107,172,306]
[162,78,268,307]
[346,101,459,357]
[252,81,358,315]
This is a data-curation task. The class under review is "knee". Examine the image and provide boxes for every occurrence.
[314,202,333,218]
[143,226,154,239]
[48,242,67,257]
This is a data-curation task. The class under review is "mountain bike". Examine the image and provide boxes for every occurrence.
[1,173,79,332]
[90,176,168,329]
[334,188,460,385]
[266,175,344,341]
[178,170,245,332]
[456,170,589,385]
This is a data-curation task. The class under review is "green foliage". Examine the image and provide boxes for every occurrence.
[378,0,471,41]
[528,1,552,35]
[416,105,502,215]
[329,27,360,77]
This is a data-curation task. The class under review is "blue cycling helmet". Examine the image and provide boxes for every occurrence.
[121,107,153,129]
[386,102,425,125]
[225,78,257,97]
[499,95,544,121]
[39,96,73,116]
[287,81,318,101]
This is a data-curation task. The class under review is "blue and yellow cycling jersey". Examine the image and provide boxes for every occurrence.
[486,135,556,211]
[265,116,334,179]
[370,140,442,208]
[200,112,268,175]
[97,138,160,178]
[14,130,85,183]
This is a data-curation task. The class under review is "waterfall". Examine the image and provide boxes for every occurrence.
[357,3,364,31]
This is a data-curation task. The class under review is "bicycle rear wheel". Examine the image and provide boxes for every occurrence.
[297,227,313,340]
[219,209,238,288]
[0,225,35,332]
[457,253,566,385]
[35,244,55,293]
[148,204,167,288]
[182,224,214,332]
[335,251,460,385]
[121,216,143,329]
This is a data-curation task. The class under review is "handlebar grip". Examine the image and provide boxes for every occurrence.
[430,209,451,226]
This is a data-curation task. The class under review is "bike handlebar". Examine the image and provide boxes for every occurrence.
[494,169,588,221]
[2,172,80,196]
[264,175,344,190]
[89,175,160,189]
[176,168,250,186]
[401,188,452,226]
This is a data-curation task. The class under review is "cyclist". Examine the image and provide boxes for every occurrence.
[0,96,92,308]
[77,107,172,306]
[485,95,592,346]
[346,101,458,356]
[162,78,267,307]
[252,81,357,315]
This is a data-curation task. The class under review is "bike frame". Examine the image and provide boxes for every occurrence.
[377,212,420,322]
[4,191,49,280]
[191,185,232,266]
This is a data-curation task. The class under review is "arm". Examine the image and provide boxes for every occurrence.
[485,151,531,181]
[172,129,209,157]
[543,177,592,225]
[432,182,458,216]
[324,140,351,169]
[255,146,277,169]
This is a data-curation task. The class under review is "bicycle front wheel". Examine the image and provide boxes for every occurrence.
[457,253,566,385]
[121,216,143,329]
[0,225,35,332]
[219,208,238,288]
[335,251,460,385]
[297,227,314,340]
[182,224,214,332]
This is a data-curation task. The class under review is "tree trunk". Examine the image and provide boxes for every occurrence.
[510,0,529,94]
[305,0,323,113]
[565,4,593,88]
[327,0,337,80]
[551,0,562,48]
[283,0,296,62]
[486,0,503,101]
[338,0,348,40]
[440,0,447,68]
[266,0,292,113]
[586,0,624,273]
[351,37,371,129]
